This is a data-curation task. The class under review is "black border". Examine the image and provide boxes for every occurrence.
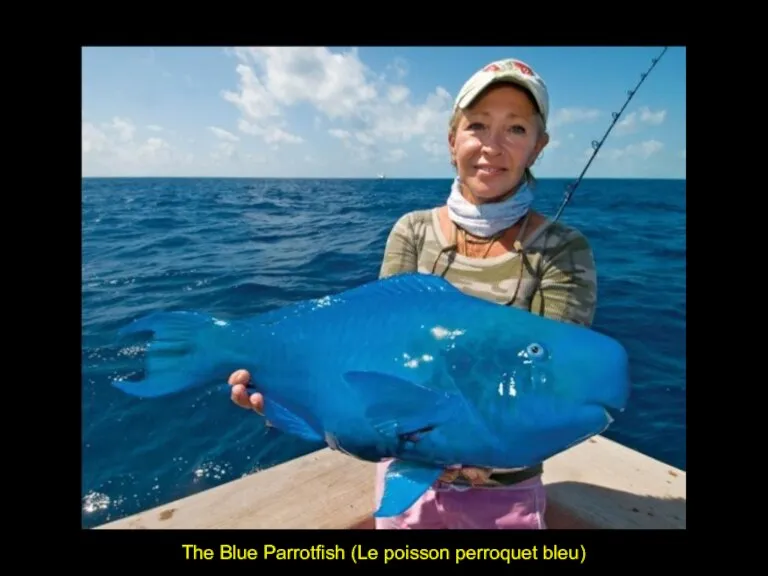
[66,15,696,569]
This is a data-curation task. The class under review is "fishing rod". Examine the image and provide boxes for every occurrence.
[548,46,670,226]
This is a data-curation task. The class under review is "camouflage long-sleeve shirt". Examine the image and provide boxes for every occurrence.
[377,207,598,481]
[379,208,597,327]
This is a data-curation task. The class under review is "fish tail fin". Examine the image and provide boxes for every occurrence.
[112,311,245,398]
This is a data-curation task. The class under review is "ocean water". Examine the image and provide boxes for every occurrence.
[81,177,686,528]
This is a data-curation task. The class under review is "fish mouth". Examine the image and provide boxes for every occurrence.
[565,403,618,449]
[600,404,615,425]
[589,402,622,426]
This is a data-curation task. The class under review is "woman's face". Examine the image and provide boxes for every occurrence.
[449,84,548,203]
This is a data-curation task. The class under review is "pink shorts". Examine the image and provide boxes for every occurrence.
[373,459,546,529]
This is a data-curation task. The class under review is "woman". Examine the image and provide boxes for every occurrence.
[229,58,597,529]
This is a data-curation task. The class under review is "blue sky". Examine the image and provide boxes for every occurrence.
[82,46,686,179]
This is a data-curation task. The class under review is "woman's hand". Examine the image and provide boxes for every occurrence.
[228,369,270,425]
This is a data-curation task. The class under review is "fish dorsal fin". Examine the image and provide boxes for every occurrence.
[342,370,459,439]
[252,299,325,327]
[342,272,462,300]
[251,273,463,328]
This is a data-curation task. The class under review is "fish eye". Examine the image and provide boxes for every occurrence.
[526,343,545,357]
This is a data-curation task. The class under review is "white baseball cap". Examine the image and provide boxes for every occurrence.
[453,58,550,127]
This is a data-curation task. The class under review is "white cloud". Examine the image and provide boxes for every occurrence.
[387,85,410,104]
[81,116,263,176]
[328,128,351,140]
[210,140,237,161]
[82,116,193,175]
[385,57,409,81]
[220,47,376,147]
[237,119,304,145]
[549,138,668,178]
[615,106,666,135]
[110,117,135,142]
[221,47,454,164]
[82,121,110,155]
[209,126,240,142]
[600,139,664,160]
[539,103,669,176]
[548,107,602,128]
[581,139,664,168]
[542,107,602,162]
[221,63,282,122]
[384,149,407,163]
[233,47,377,118]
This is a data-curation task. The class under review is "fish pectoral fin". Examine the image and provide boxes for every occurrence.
[342,370,459,439]
[375,459,445,518]
[261,398,324,443]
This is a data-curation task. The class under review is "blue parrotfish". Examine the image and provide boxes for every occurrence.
[112,272,631,518]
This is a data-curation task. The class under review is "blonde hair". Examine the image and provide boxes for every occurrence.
[448,84,547,188]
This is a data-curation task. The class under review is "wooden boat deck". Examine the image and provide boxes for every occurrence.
[95,434,685,530]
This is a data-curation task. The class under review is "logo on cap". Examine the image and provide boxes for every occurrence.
[512,61,533,76]
[483,60,534,77]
